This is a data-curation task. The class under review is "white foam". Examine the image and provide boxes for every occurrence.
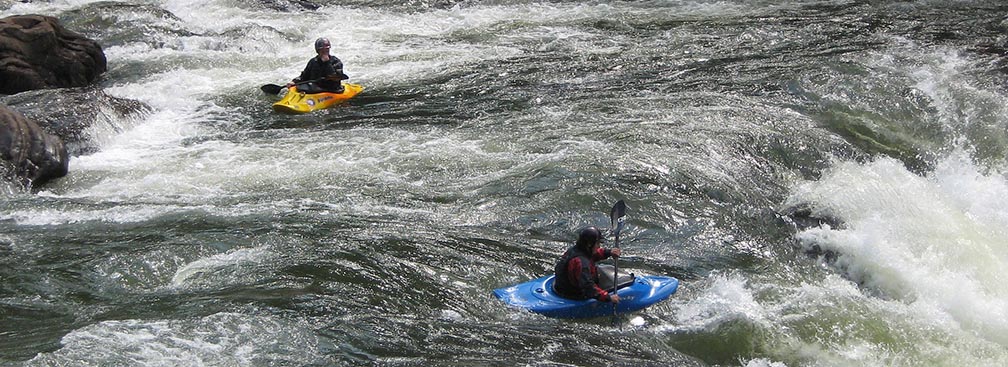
[438,309,463,321]
[26,312,324,366]
[660,267,1008,365]
[629,316,646,327]
[0,205,171,226]
[787,151,1008,347]
[745,359,789,367]
[171,247,272,288]
[668,273,769,332]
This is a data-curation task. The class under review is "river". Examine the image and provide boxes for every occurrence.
[2,1,1007,366]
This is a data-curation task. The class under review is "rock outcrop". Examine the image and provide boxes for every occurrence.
[0,14,107,95]
[0,14,109,187]
[0,104,68,187]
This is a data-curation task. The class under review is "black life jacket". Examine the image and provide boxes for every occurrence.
[552,245,604,300]
[298,55,347,92]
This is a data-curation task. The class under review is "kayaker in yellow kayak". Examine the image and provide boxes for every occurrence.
[285,37,348,93]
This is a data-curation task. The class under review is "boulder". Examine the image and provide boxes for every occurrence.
[0,104,68,187]
[0,14,107,95]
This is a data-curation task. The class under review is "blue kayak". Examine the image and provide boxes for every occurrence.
[493,273,679,319]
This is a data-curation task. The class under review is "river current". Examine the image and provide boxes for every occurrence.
[2,1,1008,366]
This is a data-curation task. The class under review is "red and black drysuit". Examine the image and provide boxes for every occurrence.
[552,245,617,302]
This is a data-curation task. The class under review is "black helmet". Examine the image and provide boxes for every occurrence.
[576,226,603,250]
[314,37,331,50]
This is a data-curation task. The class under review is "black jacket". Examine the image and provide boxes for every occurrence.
[295,55,348,92]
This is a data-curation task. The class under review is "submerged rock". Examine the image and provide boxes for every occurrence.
[1,88,152,157]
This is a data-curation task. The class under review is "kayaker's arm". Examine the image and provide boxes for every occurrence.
[574,261,620,304]
[288,59,317,87]
[325,72,349,81]
[592,247,621,260]
[329,58,348,81]
[593,284,620,304]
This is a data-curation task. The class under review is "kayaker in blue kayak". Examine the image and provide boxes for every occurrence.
[286,37,349,93]
[552,227,622,304]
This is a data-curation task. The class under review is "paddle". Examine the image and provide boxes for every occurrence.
[260,73,348,95]
[609,200,627,324]
[260,78,320,95]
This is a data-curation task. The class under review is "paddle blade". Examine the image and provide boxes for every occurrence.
[610,200,627,233]
[260,84,284,95]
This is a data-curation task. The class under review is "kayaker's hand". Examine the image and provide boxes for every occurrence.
[326,72,349,81]
[609,294,621,304]
[285,81,295,88]
[610,248,621,258]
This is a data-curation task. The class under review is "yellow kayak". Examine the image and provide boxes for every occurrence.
[271,83,363,114]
